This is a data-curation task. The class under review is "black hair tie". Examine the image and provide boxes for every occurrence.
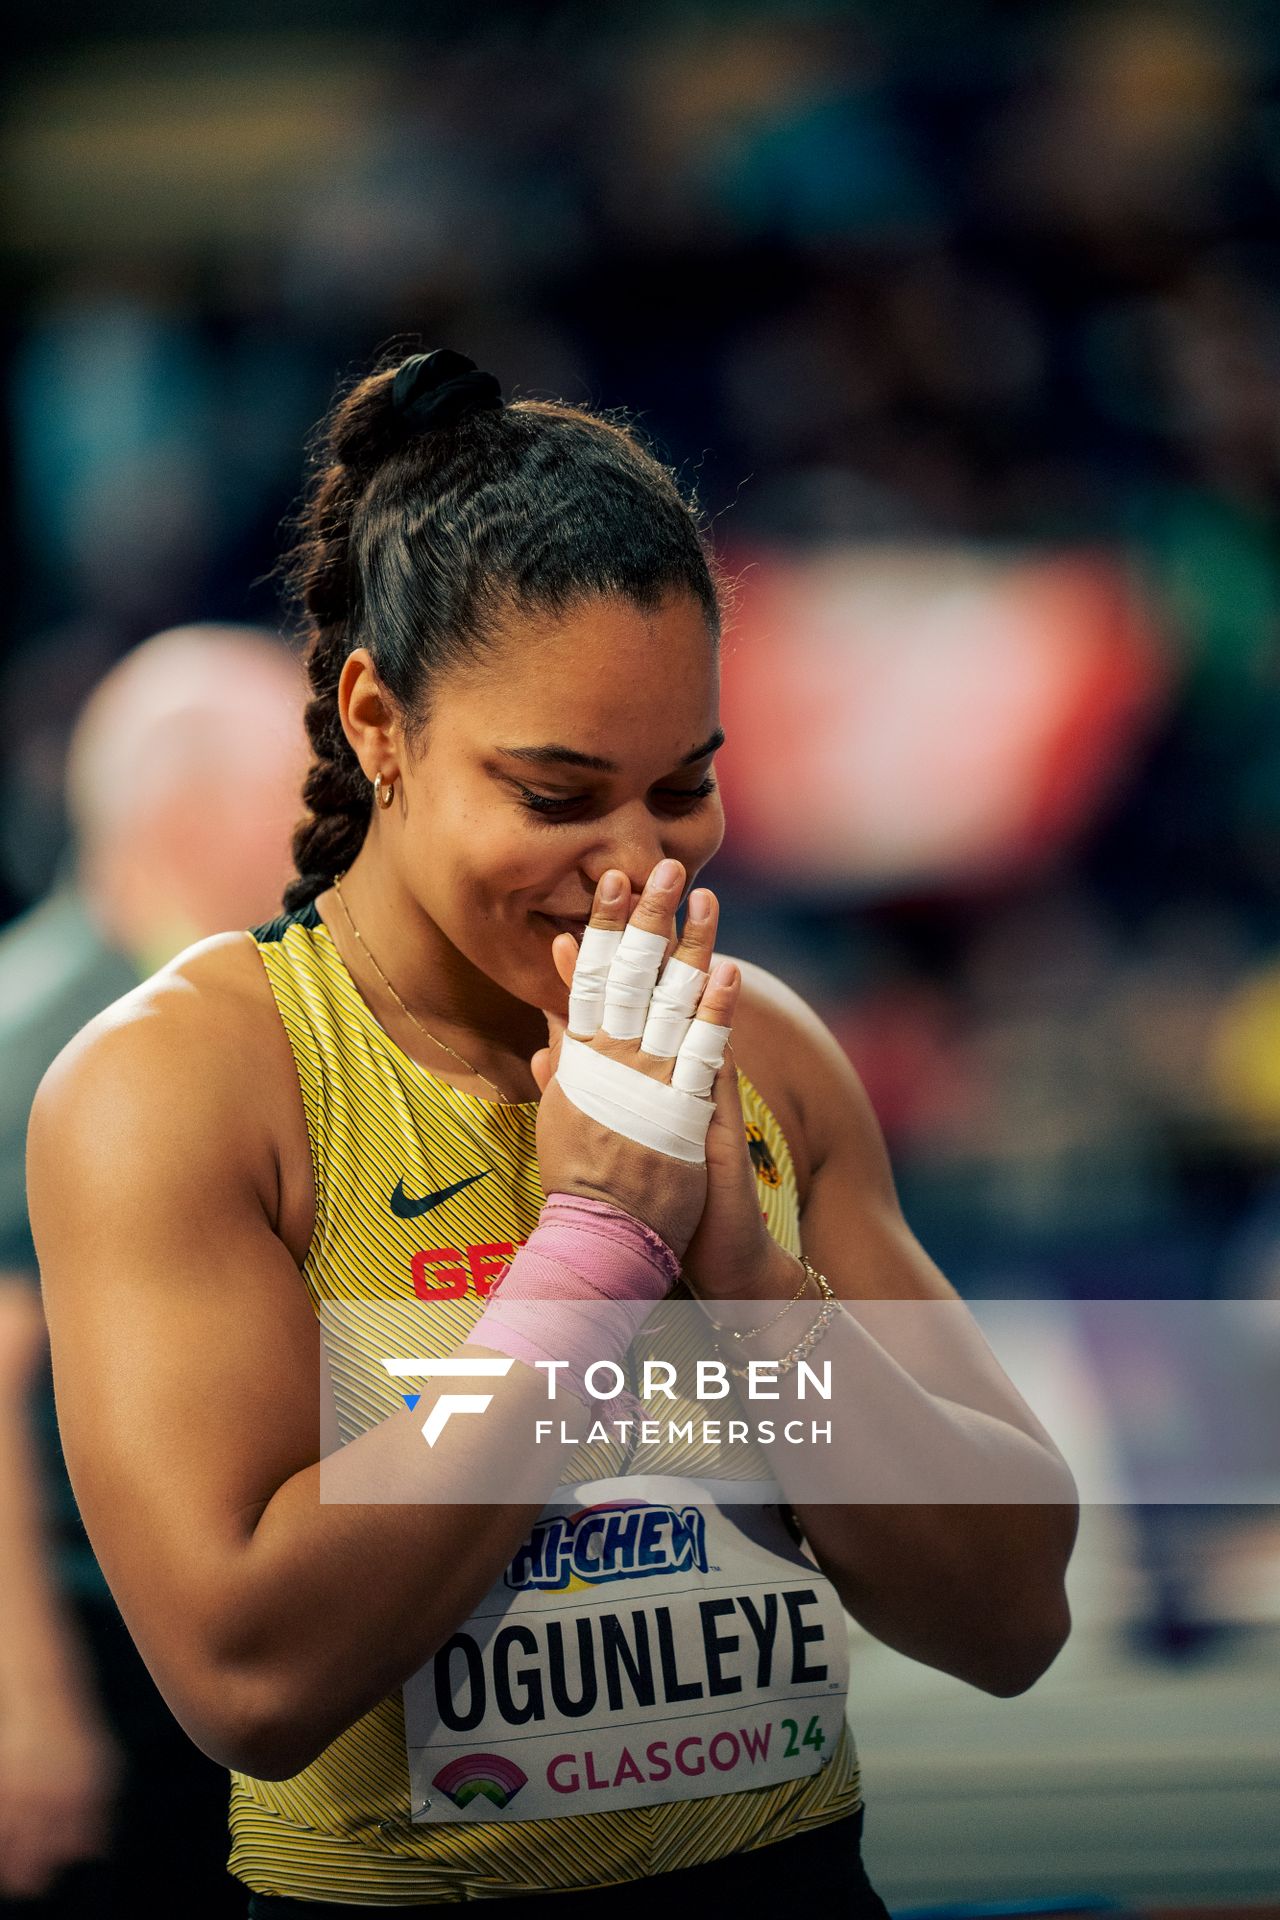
[391,348,504,433]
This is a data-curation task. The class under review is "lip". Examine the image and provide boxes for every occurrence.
[534,912,592,937]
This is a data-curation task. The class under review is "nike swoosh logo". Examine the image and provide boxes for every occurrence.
[389,1170,490,1219]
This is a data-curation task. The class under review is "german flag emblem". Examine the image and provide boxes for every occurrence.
[745,1120,781,1187]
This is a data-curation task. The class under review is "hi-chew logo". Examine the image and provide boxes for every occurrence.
[506,1498,709,1593]
[431,1752,528,1810]
[383,1357,515,1445]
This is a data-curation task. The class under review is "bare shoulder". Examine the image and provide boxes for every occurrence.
[710,948,898,1215]
[33,929,281,1107]
[29,931,304,1251]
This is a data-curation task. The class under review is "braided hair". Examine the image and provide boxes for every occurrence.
[280,346,728,912]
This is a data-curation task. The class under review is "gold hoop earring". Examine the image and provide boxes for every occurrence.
[374,773,396,810]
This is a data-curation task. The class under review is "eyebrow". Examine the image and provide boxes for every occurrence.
[496,726,725,774]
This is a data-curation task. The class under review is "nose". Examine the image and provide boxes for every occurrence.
[583,807,680,905]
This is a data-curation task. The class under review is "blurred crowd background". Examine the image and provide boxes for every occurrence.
[2,0,1280,1907]
[7,0,1280,1307]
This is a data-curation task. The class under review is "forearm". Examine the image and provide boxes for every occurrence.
[700,1244,1078,1693]
[211,1194,682,1771]
[200,1345,566,1777]
[793,1486,1076,1695]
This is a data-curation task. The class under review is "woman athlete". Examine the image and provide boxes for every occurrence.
[28,348,1077,1915]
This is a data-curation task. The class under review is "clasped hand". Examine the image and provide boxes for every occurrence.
[528,861,782,1296]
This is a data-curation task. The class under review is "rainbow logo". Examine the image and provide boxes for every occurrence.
[431,1752,528,1810]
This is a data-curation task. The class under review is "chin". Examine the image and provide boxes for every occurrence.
[516,945,572,1006]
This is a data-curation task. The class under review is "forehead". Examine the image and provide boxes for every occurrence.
[444,592,719,741]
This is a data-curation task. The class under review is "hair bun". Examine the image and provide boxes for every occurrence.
[391,348,504,433]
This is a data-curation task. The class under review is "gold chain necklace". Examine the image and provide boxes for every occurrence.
[331,871,511,1104]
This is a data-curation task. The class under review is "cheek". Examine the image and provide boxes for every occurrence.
[429,814,566,954]
[676,801,727,870]
[421,795,535,890]
[480,827,568,903]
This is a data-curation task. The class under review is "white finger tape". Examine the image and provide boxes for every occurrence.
[601,923,671,1040]
[555,1022,732,1164]
[670,1013,729,1097]
[640,955,709,1058]
[567,924,623,1037]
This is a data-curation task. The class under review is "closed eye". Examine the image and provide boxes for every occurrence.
[515,776,718,822]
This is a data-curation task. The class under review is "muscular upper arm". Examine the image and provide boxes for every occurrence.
[730,955,903,1222]
[737,959,1068,1442]
[783,974,957,1306]
[26,947,322,1750]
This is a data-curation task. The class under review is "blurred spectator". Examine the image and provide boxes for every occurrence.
[0,623,305,1912]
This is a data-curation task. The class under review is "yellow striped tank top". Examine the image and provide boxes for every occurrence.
[232,898,861,1903]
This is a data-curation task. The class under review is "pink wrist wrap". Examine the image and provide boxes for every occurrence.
[467,1192,680,1429]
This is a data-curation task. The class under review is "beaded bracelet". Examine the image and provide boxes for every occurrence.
[714,1255,841,1381]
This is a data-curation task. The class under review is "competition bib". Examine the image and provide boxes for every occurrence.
[403,1474,850,1824]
